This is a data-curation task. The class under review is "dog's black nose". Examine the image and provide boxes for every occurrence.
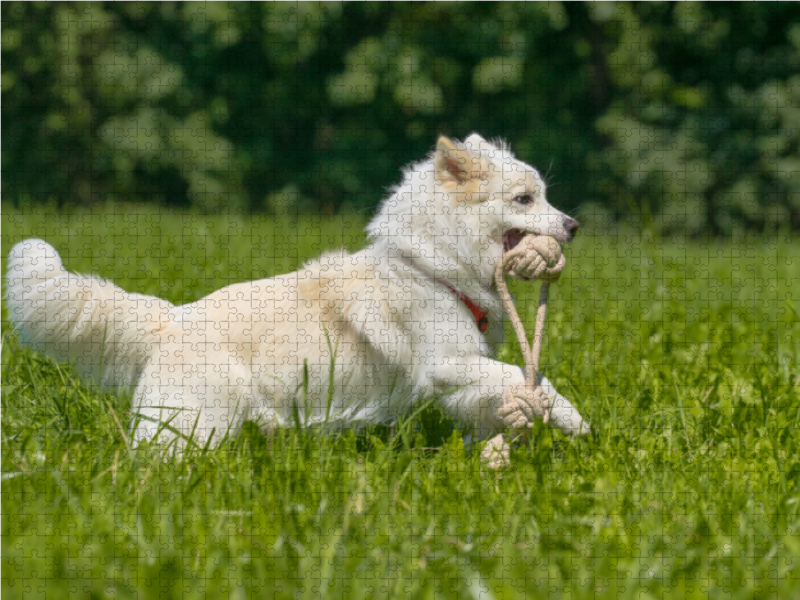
[564,217,580,235]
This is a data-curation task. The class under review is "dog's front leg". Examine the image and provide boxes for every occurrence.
[535,374,591,436]
[434,358,591,440]
[434,357,524,440]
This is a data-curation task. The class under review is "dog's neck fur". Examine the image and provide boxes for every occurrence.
[366,156,501,300]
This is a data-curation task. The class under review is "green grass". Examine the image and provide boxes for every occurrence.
[3,203,800,599]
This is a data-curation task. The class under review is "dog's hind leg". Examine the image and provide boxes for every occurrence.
[130,350,252,451]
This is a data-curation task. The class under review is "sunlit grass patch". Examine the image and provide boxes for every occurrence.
[3,204,800,598]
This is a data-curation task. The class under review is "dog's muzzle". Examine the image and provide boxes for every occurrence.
[502,229,527,252]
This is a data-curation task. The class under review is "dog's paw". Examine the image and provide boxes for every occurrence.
[548,398,591,436]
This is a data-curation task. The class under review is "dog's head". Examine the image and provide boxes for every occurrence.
[366,134,578,285]
[433,134,579,249]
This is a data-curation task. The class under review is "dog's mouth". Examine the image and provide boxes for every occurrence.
[502,229,528,252]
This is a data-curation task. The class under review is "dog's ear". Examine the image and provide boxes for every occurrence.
[464,133,487,150]
[435,136,477,184]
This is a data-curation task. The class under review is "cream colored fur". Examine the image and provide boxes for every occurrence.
[6,133,590,449]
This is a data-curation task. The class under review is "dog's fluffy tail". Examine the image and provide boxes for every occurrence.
[6,239,174,389]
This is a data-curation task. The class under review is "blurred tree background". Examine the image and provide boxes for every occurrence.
[3,1,799,234]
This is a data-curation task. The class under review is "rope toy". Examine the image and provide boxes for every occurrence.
[481,235,565,470]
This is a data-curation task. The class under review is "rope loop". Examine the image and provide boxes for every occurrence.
[494,235,565,429]
[482,234,566,468]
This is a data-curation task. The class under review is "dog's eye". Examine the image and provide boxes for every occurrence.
[514,193,534,205]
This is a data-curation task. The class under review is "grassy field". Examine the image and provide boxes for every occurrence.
[2,203,800,599]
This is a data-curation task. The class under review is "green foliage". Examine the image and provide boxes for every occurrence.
[3,2,800,232]
[3,205,800,597]
[588,3,800,235]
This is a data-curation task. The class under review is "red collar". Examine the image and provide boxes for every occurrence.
[397,257,489,333]
[438,281,489,333]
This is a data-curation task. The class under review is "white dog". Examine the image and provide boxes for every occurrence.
[6,134,590,450]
